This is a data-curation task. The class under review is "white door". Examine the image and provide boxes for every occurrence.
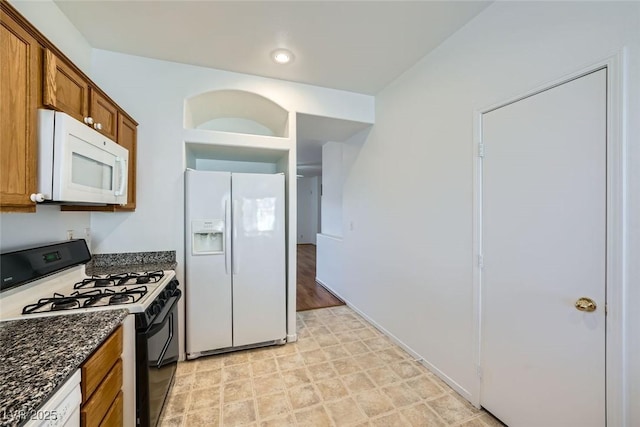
[185,170,233,355]
[232,173,286,347]
[480,69,606,426]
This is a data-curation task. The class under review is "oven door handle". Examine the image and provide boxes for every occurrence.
[145,289,181,337]
[156,314,174,368]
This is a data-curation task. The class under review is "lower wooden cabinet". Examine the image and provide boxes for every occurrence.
[81,325,123,427]
[99,391,123,427]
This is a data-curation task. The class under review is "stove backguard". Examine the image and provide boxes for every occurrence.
[1,239,91,293]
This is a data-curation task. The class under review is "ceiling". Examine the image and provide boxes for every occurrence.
[53,0,491,176]
[54,1,490,96]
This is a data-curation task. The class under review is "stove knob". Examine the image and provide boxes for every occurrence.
[152,303,162,315]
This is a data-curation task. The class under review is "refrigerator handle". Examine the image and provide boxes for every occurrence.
[224,199,230,275]
[232,199,239,275]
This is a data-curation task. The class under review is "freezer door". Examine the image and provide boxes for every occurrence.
[231,173,286,346]
[185,170,233,354]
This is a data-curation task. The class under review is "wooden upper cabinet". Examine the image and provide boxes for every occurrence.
[0,7,40,212]
[116,113,137,211]
[2,1,138,213]
[43,48,89,123]
[43,50,119,141]
[90,89,118,141]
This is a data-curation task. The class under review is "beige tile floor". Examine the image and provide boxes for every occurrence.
[159,306,504,426]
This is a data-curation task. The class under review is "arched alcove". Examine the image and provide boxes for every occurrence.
[184,90,289,137]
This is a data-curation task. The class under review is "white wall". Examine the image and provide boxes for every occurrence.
[325,2,639,424]
[297,177,320,244]
[316,233,343,290]
[319,128,369,239]
[194,159,277,174]
[1,1,93,253]
[0,206,90,251]
[320,142,343,237]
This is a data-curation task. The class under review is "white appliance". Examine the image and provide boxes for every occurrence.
[34,109,128,205]
[185,169,286,358]
[0,240,181,427]
[24,370,81,427]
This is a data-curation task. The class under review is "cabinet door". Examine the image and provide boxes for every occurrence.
[116,113,137,211]
[98,391,123,427]
[81,359,122,427]
[43,48,89,123]
[0,9,39,212]
[90,88,118,141]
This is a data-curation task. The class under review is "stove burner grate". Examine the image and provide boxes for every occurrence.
[74,276,116,289]
[74,271,165,288]
[51,298,80,311]
[94,278,114,287]
[22,286,149,314]
[116,271,164,286]
[109,293,133,305]
[22,293,78,314]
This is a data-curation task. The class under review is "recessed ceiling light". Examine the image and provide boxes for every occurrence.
[272,49,294,64]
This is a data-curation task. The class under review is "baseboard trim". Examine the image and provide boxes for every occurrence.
[316,278,473,403]
[314,277,346,303]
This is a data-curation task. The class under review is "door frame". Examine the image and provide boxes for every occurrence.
[471,51,626,426]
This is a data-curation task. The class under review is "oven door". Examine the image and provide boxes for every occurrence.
[138,289,181,427]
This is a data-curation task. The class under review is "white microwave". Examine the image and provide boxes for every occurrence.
[34,109,128,205]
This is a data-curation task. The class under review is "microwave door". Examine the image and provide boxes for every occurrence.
[54,132,126,204]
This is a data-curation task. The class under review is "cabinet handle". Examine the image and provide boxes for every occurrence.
[30,193,45,203]
[84,116,94,125]
[93,123,103,130]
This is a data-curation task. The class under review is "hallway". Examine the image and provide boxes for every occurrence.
[297,244,344,312]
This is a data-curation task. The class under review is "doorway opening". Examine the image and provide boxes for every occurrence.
[296,175,344,311]
[296,244,344,311]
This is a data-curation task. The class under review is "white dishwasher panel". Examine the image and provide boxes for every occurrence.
[25,370,81,427]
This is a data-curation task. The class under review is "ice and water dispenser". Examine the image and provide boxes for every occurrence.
[191,219,225,255]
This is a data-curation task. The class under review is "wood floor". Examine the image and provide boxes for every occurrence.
[297,244,345,311]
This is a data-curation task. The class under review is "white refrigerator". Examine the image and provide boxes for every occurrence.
[185,169,286,358]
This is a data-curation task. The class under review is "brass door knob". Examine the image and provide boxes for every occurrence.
[575,297,597,312]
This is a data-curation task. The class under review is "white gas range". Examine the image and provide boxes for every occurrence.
[0,265,176,322]
[0,239,181,427]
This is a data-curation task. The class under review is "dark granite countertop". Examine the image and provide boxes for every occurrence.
[85,250,177,276]
[0,310,128,427]
[85,261,177,276]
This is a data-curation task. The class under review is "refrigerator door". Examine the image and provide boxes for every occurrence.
[185,170,233,355]
[231,173,286,346]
